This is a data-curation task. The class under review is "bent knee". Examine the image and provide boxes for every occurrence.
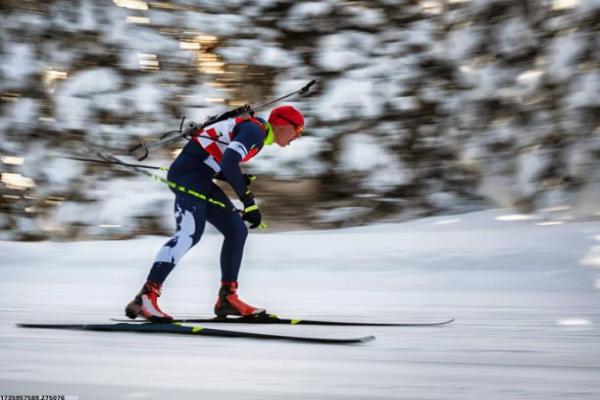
[227,217,248,241]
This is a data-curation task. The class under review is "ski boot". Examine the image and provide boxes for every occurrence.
[125,281,173,323]
[214,281,266,317]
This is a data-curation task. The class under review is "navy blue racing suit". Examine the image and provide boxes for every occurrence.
[146,119,267,284]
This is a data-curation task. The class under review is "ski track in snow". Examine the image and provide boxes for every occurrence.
[1,209,599,399]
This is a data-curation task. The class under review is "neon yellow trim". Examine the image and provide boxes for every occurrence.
[245,204,259,212]
[149,172,229,210]
[192,326,204,332]
[291,319,301,325]
[264,121,275,145]
[187,190,206,200]
[208,198,227,207]
[259,222,268,230]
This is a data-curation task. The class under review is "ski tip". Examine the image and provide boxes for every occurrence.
[442,318,455,325]
[359,335,376,343]
[17,323,54,328]
[17,323,75,330]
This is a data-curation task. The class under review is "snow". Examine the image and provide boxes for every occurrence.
[495,17,537,57]
[390,95,419,111]
[217,40,300,68]
[427,191,459,209]
[53,68,126,130]
[6,98,39,125]
[516,147,549,197]
[287,2,333,18]
[44,157,84,190]
[1,210,599,399]
[102,10,182,57]
[564,71,600,109]
[0,42,39,89]
[181,11,250,36]
[340,134,388,173]
[316,78,383,121]
[278,2,335,32]
[444,25,482,61]
[344,5,386,28]
[249,136,327,178]
[317,206,371,223]
[478,175,518,208]
[576,0,600,12]
[0,9,49,33]
[316,32,377,72]
[78,0,97,31]
[404,20,436,47]
[339,133,412,191]
[58,68,123,97]
[547,32,585,82]
[460,64,510,99]
[572,183,600,218]
[580,245,600,267]
[73,176,172,229]
[123,81,167,114]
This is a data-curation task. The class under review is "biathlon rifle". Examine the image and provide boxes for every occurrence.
[129,80,317,161]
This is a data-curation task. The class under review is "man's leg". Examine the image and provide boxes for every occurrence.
[125,195,207,321]
[148,196,207,283]
[206,199,247,282]
[207,187,264,317]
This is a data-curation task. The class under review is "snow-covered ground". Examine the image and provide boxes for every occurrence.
[1,209,599,399]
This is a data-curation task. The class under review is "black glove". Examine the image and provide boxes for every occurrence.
[243,174,256,186]
[241,190,262,229]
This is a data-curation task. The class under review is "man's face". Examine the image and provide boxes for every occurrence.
[273,124,301,147]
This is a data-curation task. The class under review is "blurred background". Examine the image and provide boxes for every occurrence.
[0,0,598,241]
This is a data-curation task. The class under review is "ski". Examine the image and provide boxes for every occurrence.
[111,314,455,327]
[17,322,375,345]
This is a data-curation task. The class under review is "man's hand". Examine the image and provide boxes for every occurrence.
[243,173,256,186]
[241,190,262,229]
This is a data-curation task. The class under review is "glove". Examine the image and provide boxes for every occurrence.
[243,174,256,186]
[241,190,262,229]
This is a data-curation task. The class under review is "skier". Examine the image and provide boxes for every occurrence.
[125,105,304,322]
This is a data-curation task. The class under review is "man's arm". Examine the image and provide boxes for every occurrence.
[219,121,264,199]
[220,122,265,228]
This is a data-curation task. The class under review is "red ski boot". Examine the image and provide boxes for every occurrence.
[125,282,173,323]
[214,281,266,317]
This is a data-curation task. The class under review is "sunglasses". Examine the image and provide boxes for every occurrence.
[275,114,304,135]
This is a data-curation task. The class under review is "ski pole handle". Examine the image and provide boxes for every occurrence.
[253,80,318,112]
[299,80,316,95]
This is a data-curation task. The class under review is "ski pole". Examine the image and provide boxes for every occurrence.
[53,154,164,170]
[61,152,268,230]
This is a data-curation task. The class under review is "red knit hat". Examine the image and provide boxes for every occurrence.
[268,105,304,134]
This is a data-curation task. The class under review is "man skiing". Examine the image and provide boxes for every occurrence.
[125,105,305,322]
